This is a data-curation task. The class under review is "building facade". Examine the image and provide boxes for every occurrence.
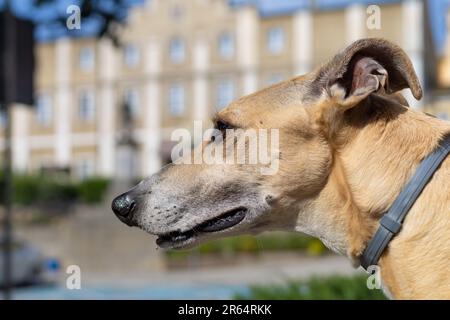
[3,0,448,180]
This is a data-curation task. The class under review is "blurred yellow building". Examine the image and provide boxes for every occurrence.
[3,0,450,180]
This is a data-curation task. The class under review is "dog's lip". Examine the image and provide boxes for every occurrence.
[155,207,248,248]
[199,207,247,232]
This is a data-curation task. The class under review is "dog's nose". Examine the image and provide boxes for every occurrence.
[111,193,136,223]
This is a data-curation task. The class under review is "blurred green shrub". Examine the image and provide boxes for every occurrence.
[76,177,110,203]
[307,238,327,256]
[13,174,40,205]
[165,232,328,259]
[37,179,79,204]
[0,173,111,206]
[234,274,387,300]
[11,174,78,206]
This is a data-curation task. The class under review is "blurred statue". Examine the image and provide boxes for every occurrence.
[116,99,138,183]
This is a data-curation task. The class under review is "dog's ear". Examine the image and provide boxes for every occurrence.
[314,38,422,109]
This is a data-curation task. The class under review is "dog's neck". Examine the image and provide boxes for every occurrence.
[297,95,450,275]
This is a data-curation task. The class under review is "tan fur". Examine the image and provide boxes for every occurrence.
[115,39,450,299]
[307,97,450,298]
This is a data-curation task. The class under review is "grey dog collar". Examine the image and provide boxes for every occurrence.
[360,133,450,270]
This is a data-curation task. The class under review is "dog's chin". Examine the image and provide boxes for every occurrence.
[154,207,248,250]
[156,234,199,250]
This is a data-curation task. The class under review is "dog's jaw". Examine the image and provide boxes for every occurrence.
[152,207,248,249]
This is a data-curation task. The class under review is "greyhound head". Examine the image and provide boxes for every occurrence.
[112,38,422,255]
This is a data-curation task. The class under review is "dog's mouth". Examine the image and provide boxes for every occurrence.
[155,207,247,249]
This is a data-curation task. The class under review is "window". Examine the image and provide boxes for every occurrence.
[36,93,52,126]
[76,158,95,180]
[79,47,94,71]
[170,38,185,64]
[216,79,235,110]
[267,27,285,54]
[169,83,185,116]
[78,91,95,122]
[124,88,140,117]
[124,44,140,68]
[170,4,184,22]
[218,32,234,59]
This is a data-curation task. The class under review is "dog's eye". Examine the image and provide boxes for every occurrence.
[215,120,232,132]
[211,120,233,143]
